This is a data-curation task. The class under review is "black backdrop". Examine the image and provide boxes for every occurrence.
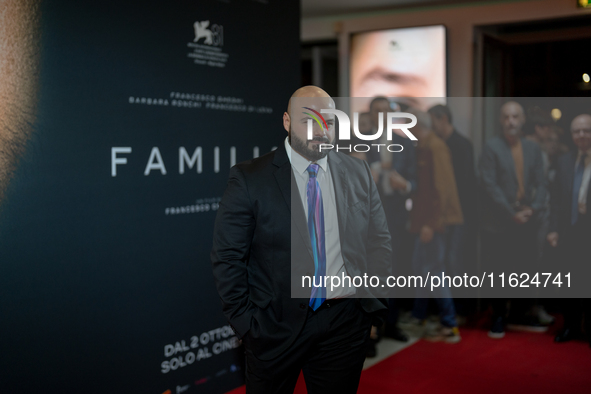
[0,1,300,393]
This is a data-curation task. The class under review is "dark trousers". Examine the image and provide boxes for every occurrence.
[482,220,538,320]
[244,299,372,394]
[384,204,407,327]
[560,299,591,333]
[445,224,470,316]
[558,218,590,334]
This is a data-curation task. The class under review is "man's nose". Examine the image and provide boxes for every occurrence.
[313,125,326,137]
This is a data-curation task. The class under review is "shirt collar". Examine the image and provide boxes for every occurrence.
[578,148,591,160]
[284,137,328,175]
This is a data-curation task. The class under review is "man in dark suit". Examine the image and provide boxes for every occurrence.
[365,97,416,342]
[211,86,392,393]
[547,114,591,345]
[480,101,547,338]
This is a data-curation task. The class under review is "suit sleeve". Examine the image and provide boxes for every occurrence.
[549,156,565,234]
[462,139,478,222]
[530,145,548,212]
[433,143,463,226]
[211,166,256,338]
[479,143,516,218]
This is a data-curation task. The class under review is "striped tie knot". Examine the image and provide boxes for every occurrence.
[307,163,319,178]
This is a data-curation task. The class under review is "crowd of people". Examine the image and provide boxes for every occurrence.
[347,97,591,356]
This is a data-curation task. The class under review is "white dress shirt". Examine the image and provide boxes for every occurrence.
[576,148,591,215]
[285,137,355,298]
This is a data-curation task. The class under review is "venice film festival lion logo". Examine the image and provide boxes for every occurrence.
[193,20,224,46]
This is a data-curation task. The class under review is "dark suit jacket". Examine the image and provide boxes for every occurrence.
[480,136,547,231]
[549,151,591,235]
[211,142,392,360]
[445,130,478,224]
[365,134,417,229]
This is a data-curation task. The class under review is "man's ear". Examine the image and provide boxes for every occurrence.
[283,112,290,133]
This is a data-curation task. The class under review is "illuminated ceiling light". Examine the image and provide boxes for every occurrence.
[551,108,562,121]
[583,73,590,83]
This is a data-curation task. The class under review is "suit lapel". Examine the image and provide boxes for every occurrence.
[501,137,519,186]
[274,161,291,211]
[273,143,314,261]
[522,140,531,191]
[565,151,576,201]
[328,151,348,238]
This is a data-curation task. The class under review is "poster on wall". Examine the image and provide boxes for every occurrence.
[349,24,447,113]
[0,1,299,393]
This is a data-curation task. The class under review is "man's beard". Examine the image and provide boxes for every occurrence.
[289,130,332,162]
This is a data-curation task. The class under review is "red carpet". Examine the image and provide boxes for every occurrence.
[227,328,591,393]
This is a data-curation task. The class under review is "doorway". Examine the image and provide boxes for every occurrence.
[475,15,591,143]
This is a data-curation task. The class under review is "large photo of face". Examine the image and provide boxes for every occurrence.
[0,0,40,206]
[349,25,446,113]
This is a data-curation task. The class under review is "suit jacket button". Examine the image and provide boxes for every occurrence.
[300,303,306,309]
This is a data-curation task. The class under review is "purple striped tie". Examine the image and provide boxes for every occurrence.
[307,164,326,310]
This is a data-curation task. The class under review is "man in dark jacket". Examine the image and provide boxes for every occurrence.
[547,114,591,345]
[480,101,547,338]
[429,104,477,317]
[211,86,392,393]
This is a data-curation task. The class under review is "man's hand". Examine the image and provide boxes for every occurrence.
[389,170,408,191]
[513,207,533,224]
[370,325,378,340]
[547,232,559,247]
[420,225,434,244]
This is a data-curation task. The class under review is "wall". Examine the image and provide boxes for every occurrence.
[0,1,300,393]
[302,0,591,144]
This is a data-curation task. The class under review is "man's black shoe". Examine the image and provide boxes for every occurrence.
[488,316,505,339]
[365,338,377,358]
[506,316,549,333]
[384,325,409,342]
[554,328,581,343]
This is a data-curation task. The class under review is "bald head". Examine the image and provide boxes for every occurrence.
[500,101,525,142]
[286,85,332,114]
[571,114,591,152]
[283,86,336,162]
[501,101,524,114]
[571,114,591,130]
